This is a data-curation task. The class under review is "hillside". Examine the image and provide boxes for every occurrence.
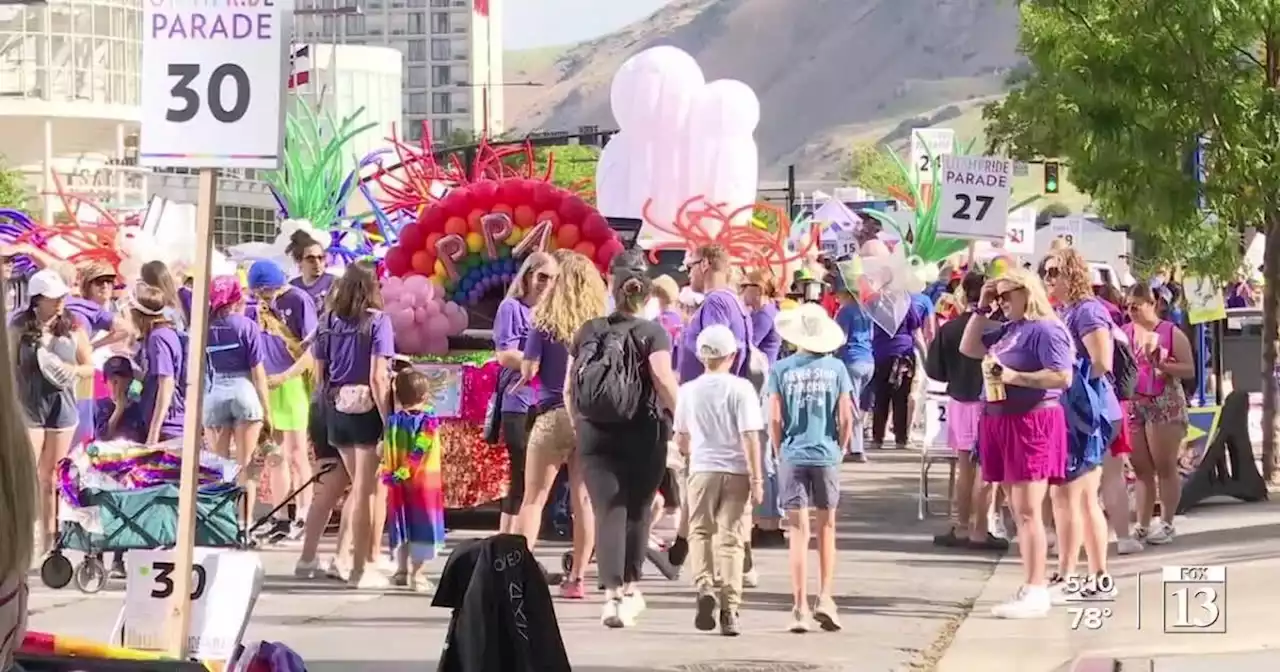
[503,0,1024,180]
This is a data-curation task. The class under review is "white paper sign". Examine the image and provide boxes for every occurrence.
[1005,207,1037,254]
[923,396,949,451]
[1050,216,1084,247]
[911,128,955,184]
[140,0,293,169]
[121,548,264,661]
[937,155,1013,241]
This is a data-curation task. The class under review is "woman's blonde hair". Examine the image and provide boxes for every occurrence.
[652,275,679,305]
[130,283,175,336]
[532,251,606,343]
[1000,267,1058,321]
[506,251,555,301]
[1046,247,1094,305]
[0,295,37,580]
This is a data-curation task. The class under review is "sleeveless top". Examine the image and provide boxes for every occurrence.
[1122,320,1176,397]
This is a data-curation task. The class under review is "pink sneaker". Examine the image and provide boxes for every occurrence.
[559,579,586,600]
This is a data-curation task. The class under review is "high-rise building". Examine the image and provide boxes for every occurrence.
[296,0,502,145]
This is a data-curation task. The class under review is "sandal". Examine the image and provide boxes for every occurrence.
[931,527,966,547]
[966,533,1011,552]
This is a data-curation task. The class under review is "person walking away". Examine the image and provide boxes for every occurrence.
[0,294,38,672]
[249,260,318,543]
[1123,283,1193,544]
[767,303,853,633]
[740,269,787,547]
[927,271,1007,551]
[834,282,875,463]
[12,270,94,558]
[287,229,335,308]
[959,269,1073,619]
[312,261,394,589]
[675,325,764,636]
[381,367,445,592]
[869,293,926,450]
[570,251,680,628]
[492,252,557,534]
[509,251,604,599]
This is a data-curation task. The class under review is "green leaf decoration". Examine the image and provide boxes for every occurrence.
[263,103,378,230]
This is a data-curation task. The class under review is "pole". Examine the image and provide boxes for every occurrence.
[164,168,217,658]
[785,164,796,220]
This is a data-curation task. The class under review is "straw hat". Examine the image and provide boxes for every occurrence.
[775,303,844,354]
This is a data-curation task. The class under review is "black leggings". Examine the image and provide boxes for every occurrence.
[577,419,666,590]
[500,412,529,515]
[871,354,916,445]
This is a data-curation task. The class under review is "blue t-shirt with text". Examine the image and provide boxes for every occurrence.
[765,352,852,467]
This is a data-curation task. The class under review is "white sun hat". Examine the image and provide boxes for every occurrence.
[775,302,845,354]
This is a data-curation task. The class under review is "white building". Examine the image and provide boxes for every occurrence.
[295,0,503,143]
[0,0,404,249]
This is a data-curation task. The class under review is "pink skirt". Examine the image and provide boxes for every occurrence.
[978,403,1067,484]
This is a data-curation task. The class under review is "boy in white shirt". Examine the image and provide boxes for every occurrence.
[674,325,765,637]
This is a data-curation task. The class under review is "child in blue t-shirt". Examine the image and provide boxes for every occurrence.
[765,304,853,635]
[96,356,144,442]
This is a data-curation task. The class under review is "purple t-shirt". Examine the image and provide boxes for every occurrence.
[314,310,395,386]
[679,288,752,383]
[493,297,534,413]
[751,301,782,365]
[872,296,925,360]
[524,327,569,410]
[249,286,318,375]
[64,296,113,336]
[983,318,1075,411]
[290,274,334,309]
[1060,298,1122,421]
[178,286,193,323]
[206,314,263,375]
[137,326,187,440]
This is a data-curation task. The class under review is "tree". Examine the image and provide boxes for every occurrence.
[502,144,600,203]
[842,143,904,198]
[0,158,31,211]
[983,1,1280,480]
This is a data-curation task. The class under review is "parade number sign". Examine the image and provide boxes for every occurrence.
[140,0,293,169]
[1004,207,1036,255]
[120,548,264,661]
[938,156,1013,241]
[1050,216,1084,248]
[922,397,949,451]
[911,128,954,184]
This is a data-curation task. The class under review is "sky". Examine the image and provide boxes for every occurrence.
[503,0,672,50]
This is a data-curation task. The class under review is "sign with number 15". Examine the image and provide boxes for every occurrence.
[140,0,293,170]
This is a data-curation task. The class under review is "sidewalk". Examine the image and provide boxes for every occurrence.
[26,453,999,671]
[937,496,1280,672]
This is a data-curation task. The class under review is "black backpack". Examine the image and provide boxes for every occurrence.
[1112,336,1139,400]
[572,317,647,424]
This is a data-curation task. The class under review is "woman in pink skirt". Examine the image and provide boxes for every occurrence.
[960,267,1074,619]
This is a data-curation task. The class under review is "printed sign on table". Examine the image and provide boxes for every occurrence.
[922,396,949,452]
[417,363,463,418]
[911,128,955,184]
[1004,207,1036,255]
[121,548,263,661]
[140,0,293,169]
[937,156,1013,241]
[1185,276,1227,325]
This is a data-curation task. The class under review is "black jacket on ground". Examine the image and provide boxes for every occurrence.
[433,534,570,672]
[925,312,985,402]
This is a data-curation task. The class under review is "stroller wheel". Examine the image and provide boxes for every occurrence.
[561,551,574,574]
[40,552,73,590]
[75,557,107,594]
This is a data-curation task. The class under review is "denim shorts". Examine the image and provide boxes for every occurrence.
[779,462,840,511]
[203,374,264,428]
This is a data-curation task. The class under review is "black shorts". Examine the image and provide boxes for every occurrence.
[308,398,339,461]
[500,412,529,515]
[23,388,78,431]
[326,403,383,448]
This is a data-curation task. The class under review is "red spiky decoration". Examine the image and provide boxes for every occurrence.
[641,196,821,278]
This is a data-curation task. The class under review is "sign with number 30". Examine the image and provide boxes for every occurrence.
[140,0,293,170]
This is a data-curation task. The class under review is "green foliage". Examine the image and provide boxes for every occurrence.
[0,158,31,211]
[981,0,1280,282]
[502,144,600,203]
[842,143,903,197]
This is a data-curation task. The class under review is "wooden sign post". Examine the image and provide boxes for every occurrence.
[139,0,293,658]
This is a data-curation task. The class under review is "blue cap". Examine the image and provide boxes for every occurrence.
[247,260,287,290]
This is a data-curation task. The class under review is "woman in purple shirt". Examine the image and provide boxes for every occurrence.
[312,261,395,589]
[141,260,188,332]
[742,268,783,366]
[202,277,272,473]
[492,251,557,534]
[129,284,190,446]
[286,229,335,309]
[510,250,606,599]
[960,268,1073,619]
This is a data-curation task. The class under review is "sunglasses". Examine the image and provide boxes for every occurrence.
[1041,266,1061,280]
[996,287,1022,302]
[680,258,706,272]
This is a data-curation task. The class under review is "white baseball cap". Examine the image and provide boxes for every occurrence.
[28,269,71,299]
[696,324,738,359]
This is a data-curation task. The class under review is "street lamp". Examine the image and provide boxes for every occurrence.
[453,80,544,137]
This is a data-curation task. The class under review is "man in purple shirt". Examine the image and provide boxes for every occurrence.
[678,245,753,383]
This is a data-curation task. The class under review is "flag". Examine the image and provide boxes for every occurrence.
[288,45,311,89]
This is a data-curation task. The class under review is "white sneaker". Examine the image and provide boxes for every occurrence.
[294,557,320,578]
[743,569,759,588]
[991,585,1051,619]
[601,597,625,628]
[1116,538,1144,555]
[1145,522,1176,545]
[325,557,348,580]
[620,592,646,626]
[1047,578,1071,606]
[989,516,1009,540]
[348,570,391,591]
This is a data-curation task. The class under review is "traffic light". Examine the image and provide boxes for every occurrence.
[1044,161,1061,194]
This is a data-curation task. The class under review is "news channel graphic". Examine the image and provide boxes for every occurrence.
[1162,566,1227,634]
[1063,572,1118,632]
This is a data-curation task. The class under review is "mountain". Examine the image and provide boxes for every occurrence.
[503,0,1023,180]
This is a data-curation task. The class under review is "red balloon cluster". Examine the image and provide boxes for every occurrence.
[384,177,625,284]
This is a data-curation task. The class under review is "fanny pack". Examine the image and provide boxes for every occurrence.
[334,384,375,414]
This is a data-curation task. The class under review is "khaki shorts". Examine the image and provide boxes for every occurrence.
[527,407,576,465]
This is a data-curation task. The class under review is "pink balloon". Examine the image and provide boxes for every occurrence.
[423,333,449,355]
[382,276,404,292]
[426,314,450,338]
[404,274,430,295]
[398,329,423,354]
[423,300,442,316]
[419,280,436,303]
[398,291,417,309]
[381,284,403,305]
[446,307,469,334]
[390,307,415,332]
[413,306,429,324]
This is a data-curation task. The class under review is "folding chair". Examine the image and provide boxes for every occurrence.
[917,392,958,521]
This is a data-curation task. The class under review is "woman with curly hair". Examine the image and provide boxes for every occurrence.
[511,250,606,598]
